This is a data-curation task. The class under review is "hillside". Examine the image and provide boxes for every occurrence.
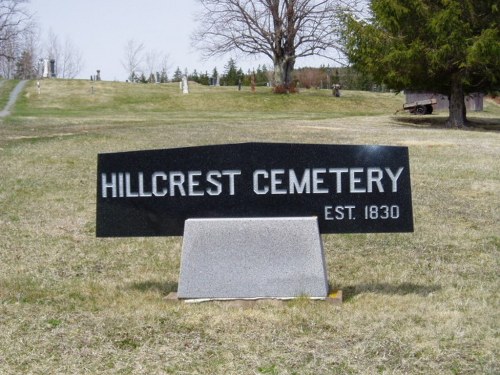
[13,79,406,120]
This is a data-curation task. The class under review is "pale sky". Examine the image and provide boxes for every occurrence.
[30,0,334,81]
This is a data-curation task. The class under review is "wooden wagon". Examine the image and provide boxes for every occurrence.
[403,98,437,115]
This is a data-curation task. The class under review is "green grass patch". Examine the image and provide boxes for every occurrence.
[0,79,20,109]
[12,79,404,120]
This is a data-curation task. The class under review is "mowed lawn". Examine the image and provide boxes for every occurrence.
[0,79,499,374]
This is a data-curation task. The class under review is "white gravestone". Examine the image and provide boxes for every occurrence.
[182,76,189,94]
[177,217,329,299]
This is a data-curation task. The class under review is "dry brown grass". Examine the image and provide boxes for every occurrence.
[0,80,498,374]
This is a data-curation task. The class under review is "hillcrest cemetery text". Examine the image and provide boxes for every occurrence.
[96,143,413,236]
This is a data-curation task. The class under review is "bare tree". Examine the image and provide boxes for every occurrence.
[0,26,17,77]
[14,26,38,78]
[193,0,360,91]
[44,30,83,78]
[158,54,171,82]
[121,39,144,81]
[0,0,34,77]
[46,28,59,61]
[0,0,32,59]
[60,37,83,78]
[145,49,157,78]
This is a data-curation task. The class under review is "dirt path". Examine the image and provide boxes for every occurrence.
[0,80,28,118]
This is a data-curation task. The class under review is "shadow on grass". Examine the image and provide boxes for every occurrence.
[127,280,440,300]
[395,115,500,131]
[127,281,178,296]
[341,282,441,302]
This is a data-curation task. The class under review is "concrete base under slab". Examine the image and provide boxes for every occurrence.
[165,291,342,305]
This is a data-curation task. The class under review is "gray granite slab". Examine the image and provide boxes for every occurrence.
[177,217,329,299]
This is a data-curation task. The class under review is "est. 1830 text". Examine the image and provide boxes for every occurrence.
[324,205,400,221]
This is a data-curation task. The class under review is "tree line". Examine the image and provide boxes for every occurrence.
[133,59,273,87]
[133,57,376,91]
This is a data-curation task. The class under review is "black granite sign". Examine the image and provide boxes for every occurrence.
[96,143,413,236]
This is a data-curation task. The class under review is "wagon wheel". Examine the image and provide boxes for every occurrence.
[425,104,433,114]
[415,105,427,115]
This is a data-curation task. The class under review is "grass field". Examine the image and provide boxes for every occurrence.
[0,79,20,110]
[0,79,499,374]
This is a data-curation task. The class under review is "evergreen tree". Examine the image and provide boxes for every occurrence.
[344,0,499,127]
[255,65,269,86]
[159,68,168,83]
[190,69,200,83]
[237,68,244,83]
[15,49,36,79]
[173,67,183,82]
[242,69,252,86]
[211,67,219,85]
[223,58,239,85]
[199,71,210,86]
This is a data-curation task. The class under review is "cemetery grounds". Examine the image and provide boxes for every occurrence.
[0,80,499,374]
